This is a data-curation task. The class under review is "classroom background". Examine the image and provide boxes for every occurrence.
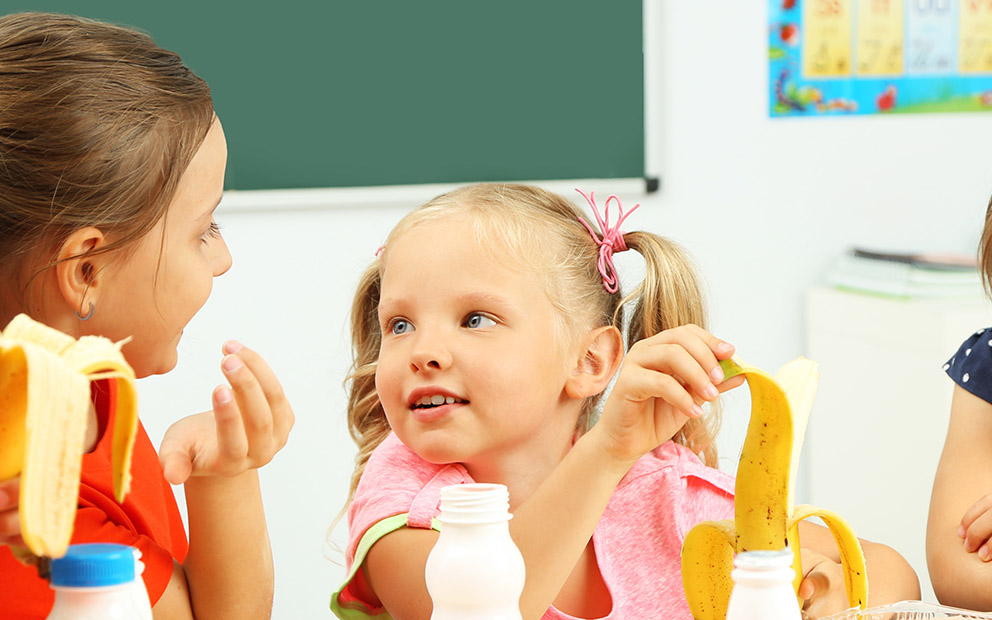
[11,1,992,617]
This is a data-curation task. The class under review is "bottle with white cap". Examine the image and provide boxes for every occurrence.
[46,543,154,620]
[425,483,525,620]
[725,548,803,620]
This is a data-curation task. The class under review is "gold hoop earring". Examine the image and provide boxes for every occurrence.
[75,301,95,321]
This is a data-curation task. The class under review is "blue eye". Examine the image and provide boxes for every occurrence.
[390,319,413,335]
[464,313,496,329]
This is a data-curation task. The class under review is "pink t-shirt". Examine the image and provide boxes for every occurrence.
[331,432,735,620]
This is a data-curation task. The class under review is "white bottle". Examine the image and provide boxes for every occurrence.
[725,548,803,620]
[46,543,154,620]
[425,483,525,620]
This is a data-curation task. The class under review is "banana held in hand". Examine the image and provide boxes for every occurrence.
[681,357,868,620]
[0,314,138,558]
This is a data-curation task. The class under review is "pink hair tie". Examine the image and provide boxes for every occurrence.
[575,189,640,294]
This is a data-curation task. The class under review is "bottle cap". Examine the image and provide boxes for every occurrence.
[50,543,136,587]
[733,548,794,569]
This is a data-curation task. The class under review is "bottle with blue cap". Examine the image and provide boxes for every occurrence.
[46,543,153,620]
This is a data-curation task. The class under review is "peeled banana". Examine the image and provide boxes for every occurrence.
[0,314,138,558]
[681,357,868,619]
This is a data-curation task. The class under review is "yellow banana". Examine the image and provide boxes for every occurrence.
[0,313,138,558]
[681,357,868,619]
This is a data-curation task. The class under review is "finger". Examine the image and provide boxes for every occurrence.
[961,494,992,532]
[624,365,702,419]
[0,508,20,541]
[220,353,273,450]
[213,384,250,463]
[649,324,736,385]
[0,478,19,510]
[223,342,293,445]
[674,323,736,362]
[979,541,992,562]
[643,342,721,404]
[716,374,746,394]
[963,508,992,553]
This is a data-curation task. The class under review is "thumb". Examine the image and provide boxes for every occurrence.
[158,439,193,485]
[798,569,831,603]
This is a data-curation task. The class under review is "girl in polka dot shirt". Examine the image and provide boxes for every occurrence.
[928,193,992,610]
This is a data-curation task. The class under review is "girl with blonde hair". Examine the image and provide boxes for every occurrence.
[331,183,917,619]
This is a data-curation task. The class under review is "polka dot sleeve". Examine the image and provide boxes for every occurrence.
[944,327,992,405]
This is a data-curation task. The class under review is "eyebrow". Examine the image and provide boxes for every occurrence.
[378,291,515,313]
[199,194,224,220]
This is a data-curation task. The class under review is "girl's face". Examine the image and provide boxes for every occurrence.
[375,217,582,480]
[85,118,231,378]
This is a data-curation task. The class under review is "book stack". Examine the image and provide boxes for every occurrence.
[826,248,984,300]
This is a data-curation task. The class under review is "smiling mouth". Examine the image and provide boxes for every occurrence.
[411,395,467,409]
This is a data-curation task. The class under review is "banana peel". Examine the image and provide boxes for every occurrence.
[681,357,868,619]
[0,313,138,558]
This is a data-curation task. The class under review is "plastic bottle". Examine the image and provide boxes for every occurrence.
[46,543,154,620]
[425,483,525,620]
[725,548,803,620]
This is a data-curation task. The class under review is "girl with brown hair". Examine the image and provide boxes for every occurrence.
[0,12,293,619]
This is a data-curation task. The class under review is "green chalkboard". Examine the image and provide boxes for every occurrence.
[5,2,644,190]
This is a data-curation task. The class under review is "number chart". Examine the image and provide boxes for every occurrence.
[769,0,992,116]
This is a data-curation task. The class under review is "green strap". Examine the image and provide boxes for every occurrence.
[330,513,441,619]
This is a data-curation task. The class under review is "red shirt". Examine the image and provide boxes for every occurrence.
[0,379,188,618]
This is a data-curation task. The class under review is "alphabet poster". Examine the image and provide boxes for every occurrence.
[769,0,992,116]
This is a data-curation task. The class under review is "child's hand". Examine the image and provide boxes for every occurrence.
[158,341,294,484]
[0,478,23,546]
[958,493,992,560]
[594,324,742,466]
[798,548,851,619]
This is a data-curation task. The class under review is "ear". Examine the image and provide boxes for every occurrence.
[565,325,623,399]
[54,227,107,315]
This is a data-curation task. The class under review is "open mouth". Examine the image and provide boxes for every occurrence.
[411,395,467,409]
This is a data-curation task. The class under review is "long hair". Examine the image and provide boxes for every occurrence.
[343,183,722,499]
[979,194,992,297]
[0,12,215,317]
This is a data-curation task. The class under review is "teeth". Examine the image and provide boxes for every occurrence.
[415,395,460,407]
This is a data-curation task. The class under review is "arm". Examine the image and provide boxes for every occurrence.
[364,325,741,620]
[797,521,920,619]
[927,384,992,610]
[153,341,293,620]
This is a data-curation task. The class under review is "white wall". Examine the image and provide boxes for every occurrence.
[138,2,992,617]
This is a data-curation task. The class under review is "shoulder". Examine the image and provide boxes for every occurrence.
[612,442,734,528]
[347,434,471,558]
[620,441,735,496]
[945,327,992,405]
[357,433,459,499]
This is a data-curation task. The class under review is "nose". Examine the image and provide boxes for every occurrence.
[213,237,233,277]
[409,330,451,373]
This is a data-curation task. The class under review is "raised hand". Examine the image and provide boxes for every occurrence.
[158,341,294,484]
[593,324,742,466]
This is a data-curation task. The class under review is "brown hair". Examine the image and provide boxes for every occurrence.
[343,183,721,499]
[0,12,215,316]
[980,194,992,296]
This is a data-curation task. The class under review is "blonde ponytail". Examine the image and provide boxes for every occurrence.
[618,231,722,468]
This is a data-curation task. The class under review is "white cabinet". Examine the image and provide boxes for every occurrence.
[804,287,992,602]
